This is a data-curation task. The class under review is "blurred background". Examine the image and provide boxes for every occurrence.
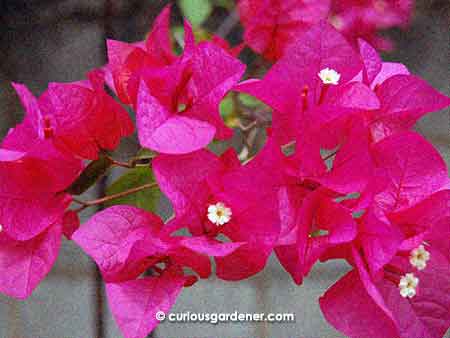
[0,0,449,337]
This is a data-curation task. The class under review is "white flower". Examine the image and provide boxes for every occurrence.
[318,68,341,85]
[399,273,419,298]
[409,244,430,270]
[207,202,232,226]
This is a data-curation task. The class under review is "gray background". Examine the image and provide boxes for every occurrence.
[0,1,448,337]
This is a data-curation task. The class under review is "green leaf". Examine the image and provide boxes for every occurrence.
[220,94,234,118]
[179,0,212,27]
[219,94,239,128]
[105,167,160,212]
[66,155,113,195]
[238,93,263,108]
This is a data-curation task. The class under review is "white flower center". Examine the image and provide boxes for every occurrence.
[0,224,2,232]
[409,244,430,271]
[207,202,232,226]
[399,273,419,298]
[318,68,341,85]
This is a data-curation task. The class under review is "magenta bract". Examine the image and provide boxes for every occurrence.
[72,205,244,338]
[238,0,330,60]
[136,41,245,154]
[320,191,450,338]
[154,147,281,280]
[0,221,62,299]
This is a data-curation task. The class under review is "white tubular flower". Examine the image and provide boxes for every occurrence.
[207,202,232,226]
[318,68,341,85]
[399,273,419,298]
[409,244,430,271]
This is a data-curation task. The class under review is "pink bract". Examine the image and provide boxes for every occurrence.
[0,221,63,299]
[136,41,245,154]
[106,271,186,338]
[153,148,281,280]
[235,22,365,146]
[238,0,330,60]
[105,6,176,104]
[72,205,243,338]
[38,70,134,160]
[320,190,450,338]
[329,0,413,51]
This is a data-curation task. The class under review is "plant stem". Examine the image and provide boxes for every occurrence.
[106,155,135,168]
[73,182,158,212]
[103,153,155,169]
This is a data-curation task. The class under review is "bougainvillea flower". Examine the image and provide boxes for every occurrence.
[369,74,450,142]
[235,22,366,146]
[294,117,375,195]
[329,0,413,51]
[9,75,133,161]
[355,206,404,277]
[217,134,362,284]
[276,189,357,285]
[105,6,177,104]
[0,82,81,297]
[212,137,358,284]
[72,205,243,282]
[2,85,83,191]
[105,9,198,107]
[320,190,450,338]
[328,132,448,273]
[357,39,409,88]
[238,0,331,61]
[136,42,245,154]
[72,205,242,338]
[153,149,238,236]
[154,147,276,282]
[353,40,450,141]
[0,85,83,240]
[236,23,448,197]
[38,70,134,159]
[73,205,170,282]
[350,39,449,142]
[153,148,281,280]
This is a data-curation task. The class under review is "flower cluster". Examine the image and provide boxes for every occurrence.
[238,0,414,60]
[1,5,449,338]
[0,70,133,298]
